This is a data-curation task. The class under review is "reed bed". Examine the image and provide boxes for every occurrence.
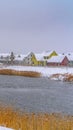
[50,73,73,82]
[0,107,73,130]
[0,69,41,77]
[64,74,73,82]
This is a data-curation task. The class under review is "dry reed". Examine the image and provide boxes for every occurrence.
[0,69,41,78]
[0,107,73,130]
[50,73,73,82]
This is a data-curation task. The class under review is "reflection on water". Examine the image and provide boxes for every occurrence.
[0,75,73,114]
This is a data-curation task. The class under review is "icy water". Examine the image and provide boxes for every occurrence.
[0,75,73,114]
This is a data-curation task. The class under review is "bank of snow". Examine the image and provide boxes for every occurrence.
[0,126,13,130]
[2,65,73,77]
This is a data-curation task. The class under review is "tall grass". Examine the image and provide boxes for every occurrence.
[0,107,73,130]
[0,69,41,77]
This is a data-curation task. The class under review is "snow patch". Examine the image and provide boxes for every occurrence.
[0,126,13,130]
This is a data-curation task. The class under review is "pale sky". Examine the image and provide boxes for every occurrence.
[0,0,73,54]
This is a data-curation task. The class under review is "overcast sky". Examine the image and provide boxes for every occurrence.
[0,0,73,54]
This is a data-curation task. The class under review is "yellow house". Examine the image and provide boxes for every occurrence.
[43,50,58,59]
[33,53,46,66]
[30,53,46,66]
[31,51,58,66]
[31,54,38,66]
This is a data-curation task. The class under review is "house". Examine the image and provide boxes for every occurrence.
[61,52,73,66]
[23,52,34,65]
[31,53,38,66]
[23,52,38,66]
[0,53,10,64]
[47,55,69,66]
[14,54,26,65]
[35,53,46,66]
[43,50,58,60]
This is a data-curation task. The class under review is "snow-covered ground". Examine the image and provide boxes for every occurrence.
[0,126,13,130]
[1,65,73,77]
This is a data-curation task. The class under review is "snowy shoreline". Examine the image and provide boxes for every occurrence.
[0,126,13,130]
[0,65,73,81]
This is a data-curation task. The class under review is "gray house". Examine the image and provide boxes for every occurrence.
[23,52,34,65]
[14,54,26,65]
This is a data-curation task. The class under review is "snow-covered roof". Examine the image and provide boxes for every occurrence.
[34,50,56,61]
[35,54,44,61]
[41,50,56,57]
[65,53,73,61]
[47,55,67,63]
[26,52,34,56]
[67,55,73,61]
[59,53,73,61]
[0,53,10,57]
[15,54,27,61]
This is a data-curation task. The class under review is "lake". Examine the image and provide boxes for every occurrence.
[0,75,73,114]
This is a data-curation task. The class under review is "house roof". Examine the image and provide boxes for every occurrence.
[59,53,73,61]
[0,53,10,57]
[15,54,27,61]
[35,50,56,61]
[35,54,44,61]
[41,50,56,57]
[47,55,68,63]
[67,55,73,61]
[65,53,73,61]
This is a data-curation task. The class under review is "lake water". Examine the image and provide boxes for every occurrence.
[0,75,73,114]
